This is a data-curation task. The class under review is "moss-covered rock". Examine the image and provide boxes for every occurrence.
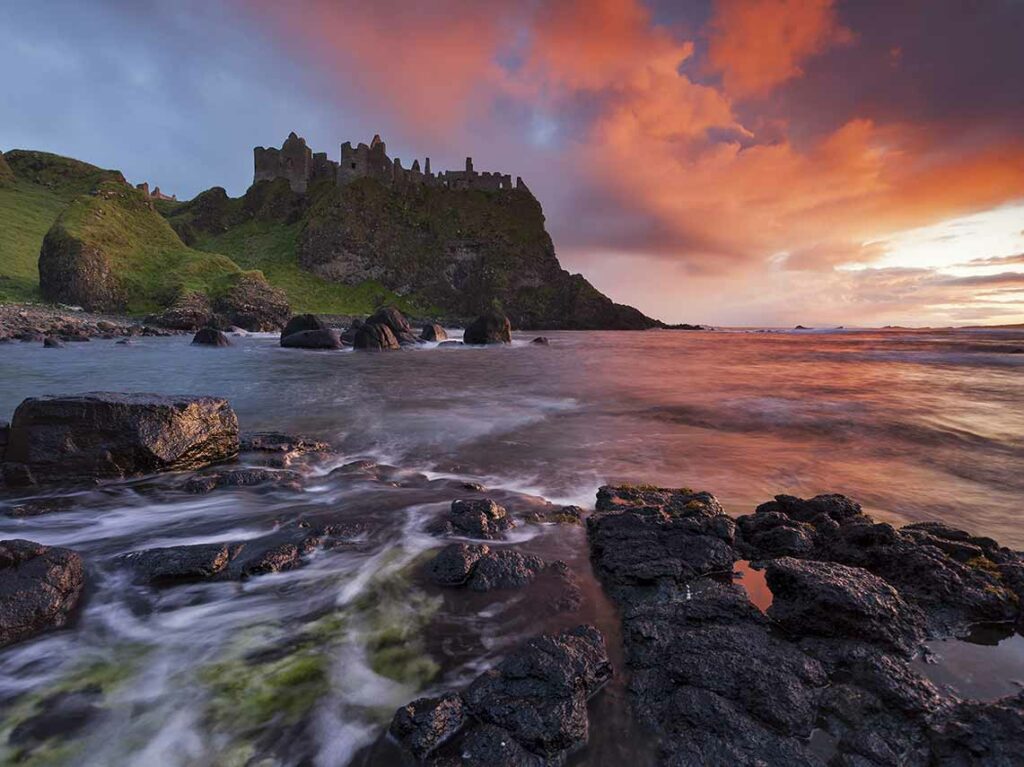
[37,181,244,313]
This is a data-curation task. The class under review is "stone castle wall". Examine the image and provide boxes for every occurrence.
[253,132,526,195]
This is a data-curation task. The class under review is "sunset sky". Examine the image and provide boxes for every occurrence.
[3,0,1024,326]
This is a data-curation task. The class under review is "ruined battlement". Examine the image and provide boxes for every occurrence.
[253,132,528,195]
[135,182,177,201]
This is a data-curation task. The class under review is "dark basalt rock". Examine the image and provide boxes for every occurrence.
[123,522,345,585]
[366,305,418,344]
[588,484,1024,767]
[122,543,232,584]
[587,486,735,598]
[928,691,1024,766]
[427,543,582,613]
[464,548,546,591]
[43,336,64,348]
[212,273,290,331]
[430,498,516,539]
[280,313,327,342]
[738,493,1021,634]
[191,327,232,347]
[240,431,331,457]
[621,580,828,766]
[462,624,611,760]
[389,626,609,764]
[451,723,543,767]
[520,504,583,525]
[429,543,489,586]
[182,468,302,494]
[0,539,85,647]
[421,323,448,342]
[1,392,239,486]
[354,322,400,351]
[146,291,214,330]
[463,312,512,345]
[766,557,927,654]
[340,318,363,345]
[389,692,466,761]
[280,328,343,349]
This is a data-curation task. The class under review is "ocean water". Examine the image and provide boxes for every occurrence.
[0,327,1022,764]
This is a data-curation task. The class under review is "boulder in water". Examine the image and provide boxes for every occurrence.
[191,327,232,347]
[42,336,64,348]
[389,625,610,764]
[530,336,549,345]
[1,392,239,486]
[280,314,327,343]
[366,305,417,343]
[389,692,466,761]
[354,322,399,351]
[430,498,516,539]
[421,323,448,342]
[463,312,512,345]
[0,539,84,647]
[280,328,342,349]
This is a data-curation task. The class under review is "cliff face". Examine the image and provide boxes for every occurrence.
[171,177,661,329]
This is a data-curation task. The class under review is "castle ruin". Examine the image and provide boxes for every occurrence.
[135,182,177,201]
[253,132,530,195]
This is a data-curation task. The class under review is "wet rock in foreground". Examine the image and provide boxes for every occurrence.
[429,498,516,539]
[0,539,85,647]
[427,543,583,612]
[123,522,352,585]
[389,625,611,764]
[463,312,512,345]
[390,692,466,761]
[587,484,1024,767]
[1,392,239,486]
[182,467,303,494]
[280,328,343,349]
[766,556,927,654]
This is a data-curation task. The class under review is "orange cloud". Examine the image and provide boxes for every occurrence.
[235,0,1024,324]
[241,0,519,132]
[707,0,853,98]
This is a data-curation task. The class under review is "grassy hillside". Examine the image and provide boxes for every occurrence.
[0,150,123,303]
[166,181,433,316]
[42,181,244,314]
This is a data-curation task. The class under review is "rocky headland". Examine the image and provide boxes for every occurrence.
[1,138,686,331]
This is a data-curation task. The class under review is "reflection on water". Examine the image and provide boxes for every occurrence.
[1,326,1023,764]
[733,561,773,613]
[918,625,1024,701]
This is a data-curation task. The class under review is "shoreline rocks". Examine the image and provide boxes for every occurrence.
[1,392,239,486]
[0,539,84,647]
[463,312,512,345]
[429,498,516,539]
[586,484,1024,766]
[191,327,231,347]
[389,625,611,764]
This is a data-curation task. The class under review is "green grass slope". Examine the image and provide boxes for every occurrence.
[166,181,432,316]
[0,150,123,303]
[41,181,245,314]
